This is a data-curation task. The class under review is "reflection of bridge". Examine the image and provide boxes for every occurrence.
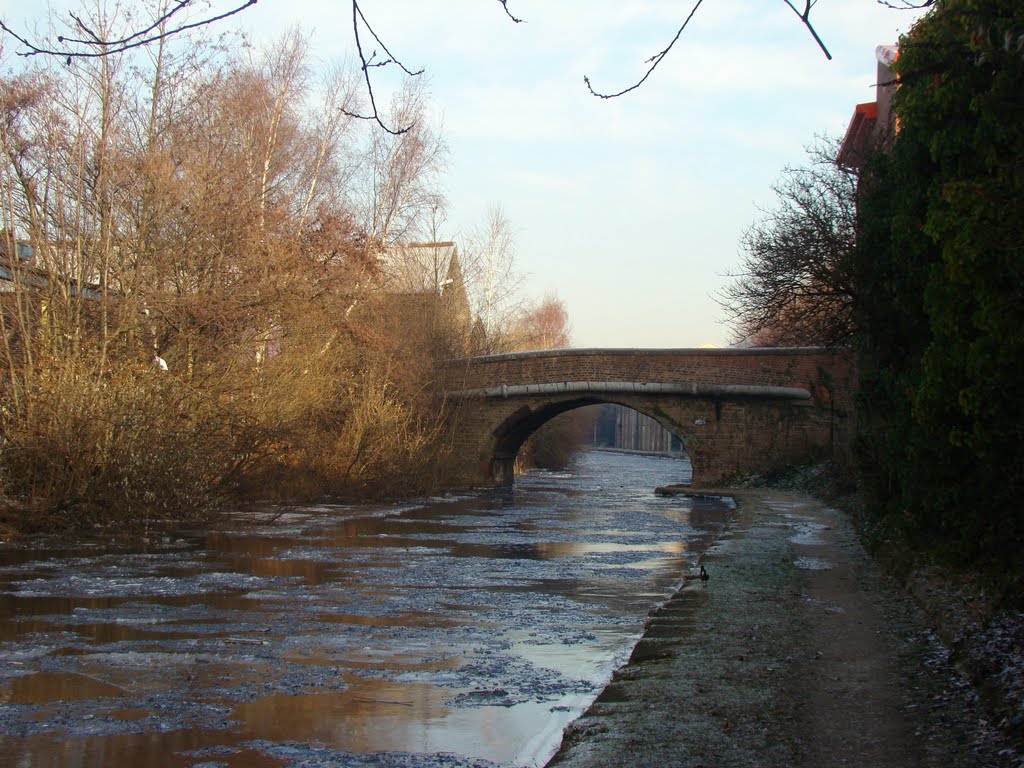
[447,347,855,486]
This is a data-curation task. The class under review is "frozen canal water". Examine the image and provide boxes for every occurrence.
[0,451,733,767]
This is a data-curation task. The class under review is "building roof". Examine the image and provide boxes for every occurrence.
[382,241,460,294]
[837,101,879,169]
[836,44,900,170]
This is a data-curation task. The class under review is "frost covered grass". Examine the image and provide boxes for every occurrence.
[724,460,845,497]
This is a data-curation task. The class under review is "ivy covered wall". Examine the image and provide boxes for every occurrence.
[855,0,1024,587]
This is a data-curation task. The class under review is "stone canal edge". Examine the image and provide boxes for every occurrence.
[545,488,1009,768]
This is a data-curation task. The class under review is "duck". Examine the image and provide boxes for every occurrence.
[686,563,710,582]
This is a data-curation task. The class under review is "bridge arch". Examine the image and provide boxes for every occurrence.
[488,397,689,484]
[447,347,855,487]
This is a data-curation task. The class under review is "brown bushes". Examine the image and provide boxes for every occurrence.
[0,357,249,529]
[0,27,465,532]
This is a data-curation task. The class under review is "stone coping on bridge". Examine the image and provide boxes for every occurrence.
[452,381,812,400]
[456,348,847,364]
[458,346,843,363]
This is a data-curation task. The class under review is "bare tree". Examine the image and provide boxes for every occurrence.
[508,293,572,351]
[356,75,447,246]
[296,62,361,232]
[0,10,455,521]
[718,136,857,347]
[459,204,525,350]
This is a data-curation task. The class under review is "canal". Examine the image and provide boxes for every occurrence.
[0,451,734,767]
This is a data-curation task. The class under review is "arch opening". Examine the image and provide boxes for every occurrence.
[488,400,691,485]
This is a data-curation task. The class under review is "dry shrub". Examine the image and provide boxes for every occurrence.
[0,342,456,525]
[0,357,257,530]
[328,364,449,496]
[222,309,455,502]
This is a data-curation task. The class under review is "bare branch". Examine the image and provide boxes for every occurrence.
[496,0,524,24]
[585,0,706,99]
[2,0,257,61]
[782,0,833,60]
[343,0,425,135]
[354,1,423,78]
[586,0,837,99]
[66,2,166,48]
[3,0,839,125]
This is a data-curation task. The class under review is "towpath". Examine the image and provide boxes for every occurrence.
[547,489,1008,768]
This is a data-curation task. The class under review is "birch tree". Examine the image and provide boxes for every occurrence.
[460,204,525,351]
[357,76,447,246]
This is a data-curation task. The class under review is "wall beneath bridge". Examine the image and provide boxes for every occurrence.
[444,347,856,487]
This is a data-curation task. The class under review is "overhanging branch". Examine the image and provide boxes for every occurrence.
[496,0,524,24]
[782,0,833,60]
[1,0,258,61]
[585,0,706,99]
[586,0,835,99]
[344,0,425,135]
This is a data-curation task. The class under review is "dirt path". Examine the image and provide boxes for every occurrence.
[546,489,1006,768]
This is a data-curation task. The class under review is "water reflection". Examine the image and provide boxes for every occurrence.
[0,451,731,768]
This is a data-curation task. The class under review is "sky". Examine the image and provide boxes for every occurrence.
[8,0,925,348]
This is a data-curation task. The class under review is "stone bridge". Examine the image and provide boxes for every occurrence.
[445,347,856,486]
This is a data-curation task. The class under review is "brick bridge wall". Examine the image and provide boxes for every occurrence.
[444,347,856,486]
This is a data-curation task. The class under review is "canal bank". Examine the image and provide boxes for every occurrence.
[547,488,1016,768]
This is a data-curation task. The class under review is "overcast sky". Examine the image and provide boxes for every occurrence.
[12,0,925,348]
